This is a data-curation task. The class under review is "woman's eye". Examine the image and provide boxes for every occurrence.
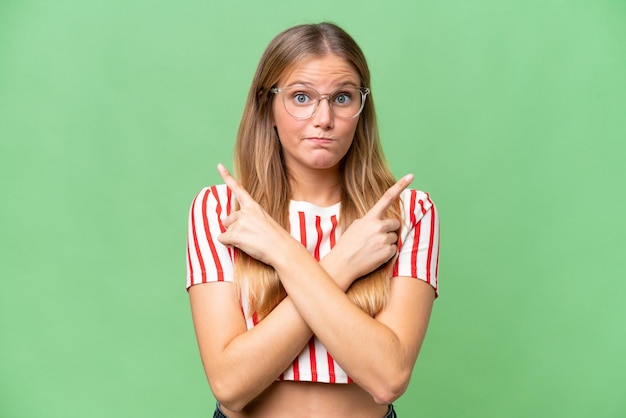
[334,92,352,105]
[293,93,311,104]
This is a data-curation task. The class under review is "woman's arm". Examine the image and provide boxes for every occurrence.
[267,219,435,405]
[189,284,310,412]
[189,168,404,411]
[189,257,364,412]
[217,165,437,404]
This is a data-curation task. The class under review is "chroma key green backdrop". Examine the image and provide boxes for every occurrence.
[1,1,625,417]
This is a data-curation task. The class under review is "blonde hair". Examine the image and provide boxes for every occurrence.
[233,22,401,319]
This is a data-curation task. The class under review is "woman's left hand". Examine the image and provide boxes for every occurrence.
[216,164,292,266]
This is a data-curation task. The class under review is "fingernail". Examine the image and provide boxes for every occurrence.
[404,174,414,183]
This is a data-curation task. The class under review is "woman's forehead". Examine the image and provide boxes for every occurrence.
[278,54,360,87]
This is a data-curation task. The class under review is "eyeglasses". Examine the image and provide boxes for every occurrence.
[270,85,370,119]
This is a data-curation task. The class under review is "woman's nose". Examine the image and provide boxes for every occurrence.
[312,97,334,129]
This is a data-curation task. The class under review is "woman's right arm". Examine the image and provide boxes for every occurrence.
[189,284,311,411]
[189,250,379,412]
[187,186,313,411]
[187,185,389,411]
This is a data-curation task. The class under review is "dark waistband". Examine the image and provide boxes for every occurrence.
[214,403,397,417]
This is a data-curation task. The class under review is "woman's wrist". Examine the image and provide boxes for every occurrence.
[319,251,355,291]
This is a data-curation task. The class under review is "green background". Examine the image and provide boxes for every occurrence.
[1,0,625,417]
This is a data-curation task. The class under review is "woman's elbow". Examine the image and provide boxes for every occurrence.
[372,386,406,405]
[370,373,411,405]
[209,378,249,412]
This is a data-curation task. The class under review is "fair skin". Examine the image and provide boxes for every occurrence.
[189,55,435,417]
[272,55,360,205]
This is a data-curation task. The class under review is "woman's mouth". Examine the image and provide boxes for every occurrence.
[305,137,334,144]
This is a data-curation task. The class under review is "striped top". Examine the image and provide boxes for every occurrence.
[186,184,440,384]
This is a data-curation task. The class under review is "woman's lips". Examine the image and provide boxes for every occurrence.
[305,137,333,144]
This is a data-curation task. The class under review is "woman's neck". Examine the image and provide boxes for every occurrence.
[288,168,342,207]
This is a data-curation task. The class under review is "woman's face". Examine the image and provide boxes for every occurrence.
[272,54,361,176]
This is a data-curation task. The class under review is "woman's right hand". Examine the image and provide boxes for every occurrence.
[216,164,295,267]
[322,174,413,288]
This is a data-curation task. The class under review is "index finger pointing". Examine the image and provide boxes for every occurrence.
[217,163,255,207]
[367,174,414,219]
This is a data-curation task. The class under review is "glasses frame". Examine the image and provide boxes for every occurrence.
[270,86,370,120]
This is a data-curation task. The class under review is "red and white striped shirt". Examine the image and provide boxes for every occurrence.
[186,184,440,384]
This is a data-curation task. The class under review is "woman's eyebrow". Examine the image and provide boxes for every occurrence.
[283,80,360,89]
[283,81,313,87]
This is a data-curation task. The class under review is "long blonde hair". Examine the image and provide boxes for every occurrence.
[233,23,401,319]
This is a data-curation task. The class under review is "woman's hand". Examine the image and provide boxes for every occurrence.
[322,174,414,286]
[216,162,413,287]
[216,164,292,266]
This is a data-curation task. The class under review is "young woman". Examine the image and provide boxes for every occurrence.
[186,22,439,418]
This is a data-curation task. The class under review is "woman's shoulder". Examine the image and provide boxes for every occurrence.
[398,188,438,228]
[400,188,435,212]
[192,184,231,201]
[190,184,233,215]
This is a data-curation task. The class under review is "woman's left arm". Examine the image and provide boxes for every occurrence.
[269,232,435,405]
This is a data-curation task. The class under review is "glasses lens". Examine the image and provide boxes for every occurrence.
[281,87,366,119]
